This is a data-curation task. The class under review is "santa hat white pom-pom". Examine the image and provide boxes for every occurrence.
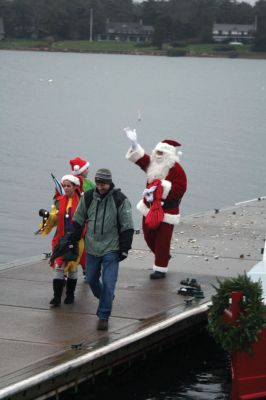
[178,151,183,157]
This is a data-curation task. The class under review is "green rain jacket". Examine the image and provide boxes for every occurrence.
[73,185,134,257]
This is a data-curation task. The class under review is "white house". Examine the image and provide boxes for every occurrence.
[98,20,154,42]
[212,22,256,43]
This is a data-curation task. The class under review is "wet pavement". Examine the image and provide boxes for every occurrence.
[0,198,265,399]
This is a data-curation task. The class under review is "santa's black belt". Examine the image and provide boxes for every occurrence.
[162,199,180,209]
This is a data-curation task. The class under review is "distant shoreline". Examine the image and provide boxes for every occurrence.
[1,41,266,60]
[1,48,266,60]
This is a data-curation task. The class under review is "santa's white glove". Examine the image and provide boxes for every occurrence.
[124,127,138,151]
[143,185,157,202]
[143,186,157,196]
[146,193,154,202]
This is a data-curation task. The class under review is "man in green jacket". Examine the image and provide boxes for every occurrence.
[72,168,134,331]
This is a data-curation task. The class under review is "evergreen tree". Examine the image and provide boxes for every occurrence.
[253,0,266,51]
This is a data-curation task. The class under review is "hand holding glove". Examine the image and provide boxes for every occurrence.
[124,127,138,151]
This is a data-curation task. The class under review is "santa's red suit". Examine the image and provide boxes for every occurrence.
[126,139,187,274]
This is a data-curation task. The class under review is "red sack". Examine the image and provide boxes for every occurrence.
[145,180,164,230]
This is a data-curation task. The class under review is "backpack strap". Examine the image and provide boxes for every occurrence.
[112,189,126,209]
[112,189,126,233]
[84,188,95,211]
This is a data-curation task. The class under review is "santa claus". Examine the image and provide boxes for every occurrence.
[125,127,187,279]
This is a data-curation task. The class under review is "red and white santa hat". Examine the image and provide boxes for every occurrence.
[61,175,80,186]
[69,157,90,176]
[154,140,182,156]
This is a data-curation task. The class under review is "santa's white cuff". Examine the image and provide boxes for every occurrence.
[161,180,172,199]
[153,264,168,273]
[136,199,181,225]
[125,144,145,163]
[163,213,180,225]
[137,199,149,216]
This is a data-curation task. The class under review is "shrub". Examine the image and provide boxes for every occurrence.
[135,42,152,48]
[228,51,239,58]
[170,41,186,48]
[167,48,187,57]
[252,35,266,52]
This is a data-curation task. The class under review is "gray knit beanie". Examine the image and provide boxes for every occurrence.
[95,168,112,184]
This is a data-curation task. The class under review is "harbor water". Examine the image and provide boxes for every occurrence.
[0,50,266,398]
[1,50,266,264]
[59,331,231,400]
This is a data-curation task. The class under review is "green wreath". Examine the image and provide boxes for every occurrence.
[208,273,266,354]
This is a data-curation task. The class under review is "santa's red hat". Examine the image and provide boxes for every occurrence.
[154,140,181,156]
[69,157,90,176]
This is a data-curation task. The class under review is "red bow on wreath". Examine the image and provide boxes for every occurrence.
[145,179,164,230]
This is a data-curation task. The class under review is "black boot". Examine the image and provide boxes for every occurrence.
[150,271,166,280]
[64,278,77,304]
[50,279,64,307]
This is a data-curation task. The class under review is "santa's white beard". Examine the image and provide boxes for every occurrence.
[146,152,176,183]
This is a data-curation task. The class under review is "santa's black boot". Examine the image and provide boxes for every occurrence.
[150,271,166,279]
[50,279,64,307]
[64,278,77,304]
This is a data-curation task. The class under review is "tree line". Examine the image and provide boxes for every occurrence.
[0,0,266,48]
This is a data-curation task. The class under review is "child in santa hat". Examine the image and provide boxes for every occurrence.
[69,157,95,194]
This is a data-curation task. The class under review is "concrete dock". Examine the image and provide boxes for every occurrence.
[0,198,265,400]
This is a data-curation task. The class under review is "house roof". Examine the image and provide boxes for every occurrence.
[213,23,255,32]
[106,22,154,35]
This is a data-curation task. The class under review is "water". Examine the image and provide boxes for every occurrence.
[1,50,265,398]
[57,331,231,400]
[0,50,266,264]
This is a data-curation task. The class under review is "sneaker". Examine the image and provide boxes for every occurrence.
[97,319,108,331]
[150,271,166,280]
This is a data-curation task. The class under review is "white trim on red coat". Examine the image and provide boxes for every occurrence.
[161,179,172,199]
[136,199,181,225]
[125,144,145,163]
[153,264,168,273]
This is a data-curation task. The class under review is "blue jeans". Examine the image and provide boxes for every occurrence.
[86,251,119,320]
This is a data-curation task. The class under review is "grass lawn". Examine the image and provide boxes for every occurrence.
[0,39,160,53]
[52,40,159,52]
[0,38,265,58]
[0,39,50,49]
[187,42,252,53]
